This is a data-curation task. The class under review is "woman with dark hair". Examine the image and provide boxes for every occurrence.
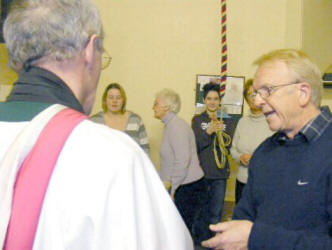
[192,82,232,242]
[230,79,273,203]
[90,83,150,154]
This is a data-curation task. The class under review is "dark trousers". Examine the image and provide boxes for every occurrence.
[235,179,246,204]
[191,178,227,245]
[175,178,206,245]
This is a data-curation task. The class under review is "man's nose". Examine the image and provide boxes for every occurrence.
[254,93,265,108]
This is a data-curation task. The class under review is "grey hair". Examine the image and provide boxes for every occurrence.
[156,89,181,113]
[254,49,323,107]
[3,0,104,69]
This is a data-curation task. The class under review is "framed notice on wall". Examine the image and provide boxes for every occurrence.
[195,74,245,115]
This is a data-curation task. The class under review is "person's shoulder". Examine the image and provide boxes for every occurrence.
[166,116,191,139]
[241,115,252,122]
[192,112,204,118]
[0,101,51,122]
[61,119,154,176]
[90,111,103,118]
[253,134,275,155]
[192,114,199,121]
[323,120,332,133]
[240,114,262,124]
[192,112,205,122]
[317,122,332,145]
[127,112,145,130]
[249,135,275,172]
[73,119,143,156]
[89,111,104,124]
[169,114,187,126]
[128,111,142,121]
[236,115,247,125]
[235,115,254,128]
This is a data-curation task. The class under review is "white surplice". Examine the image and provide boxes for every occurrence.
[0,105,68,247]
[0,108,193,250]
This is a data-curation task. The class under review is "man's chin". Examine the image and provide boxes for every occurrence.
[266,120,279,132]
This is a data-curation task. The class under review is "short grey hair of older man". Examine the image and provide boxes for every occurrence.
[254,49,323,107]
[3,0,103,70]
[156,89,181,114]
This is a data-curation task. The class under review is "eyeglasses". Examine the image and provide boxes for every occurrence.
[101,50,112,70]
[247,93,256,100]
[252,81,300,99]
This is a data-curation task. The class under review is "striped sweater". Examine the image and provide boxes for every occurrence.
[90,111,150,155]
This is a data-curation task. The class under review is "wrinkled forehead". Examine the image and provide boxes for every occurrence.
[253,60,294,89]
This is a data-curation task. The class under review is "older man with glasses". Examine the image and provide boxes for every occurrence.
[202,49,332,250]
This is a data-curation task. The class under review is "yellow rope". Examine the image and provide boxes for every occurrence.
[213,129,231,169]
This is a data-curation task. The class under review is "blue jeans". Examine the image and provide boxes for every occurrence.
[193,178,226,243]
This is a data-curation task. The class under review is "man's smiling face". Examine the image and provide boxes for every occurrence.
[253,60,302,136]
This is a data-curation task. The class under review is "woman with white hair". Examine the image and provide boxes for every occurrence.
[153,89,205,244]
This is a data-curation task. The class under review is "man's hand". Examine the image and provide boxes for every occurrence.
[201,220,253,250]
[240,154,252,166]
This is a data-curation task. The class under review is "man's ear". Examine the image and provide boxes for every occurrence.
[83,34,100,68]
[297,82,311,107]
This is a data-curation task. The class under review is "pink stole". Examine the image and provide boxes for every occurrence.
[4,108,87,250]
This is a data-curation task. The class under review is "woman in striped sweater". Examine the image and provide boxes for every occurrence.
[90,83,150,155]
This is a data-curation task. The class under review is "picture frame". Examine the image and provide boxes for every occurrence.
[195,74,245,115]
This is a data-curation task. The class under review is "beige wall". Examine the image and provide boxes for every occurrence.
[285,0,303,49]
[0,0,331,200]
[302,0,332,72]
[302,0,332,108]
[228,0,289,78]
[0,44,17,101]
[227,0,302,116]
